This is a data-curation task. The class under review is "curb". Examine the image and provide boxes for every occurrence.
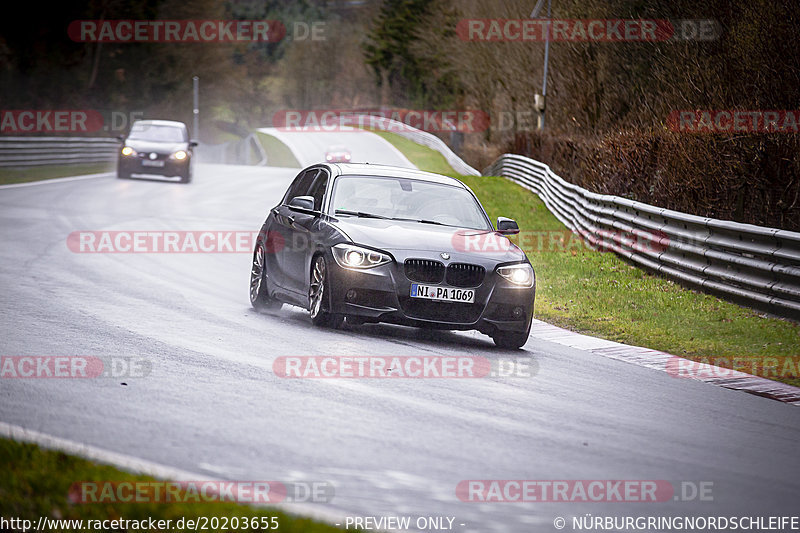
[528,319,800,405]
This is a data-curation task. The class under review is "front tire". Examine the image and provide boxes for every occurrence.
[309,255,343,328]
[492,317,532,349]
[250,242,282,311]
[492,330,530,349]
[179,167,192,184]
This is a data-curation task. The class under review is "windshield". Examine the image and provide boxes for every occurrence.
[330,175,491,230]
[128,124,187,142]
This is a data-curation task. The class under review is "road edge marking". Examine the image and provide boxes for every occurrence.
[0,421,350,525]
[0,172,113,190]
[528,319,800,405]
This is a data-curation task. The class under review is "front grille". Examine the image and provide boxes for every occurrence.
[404,259,445,283]
[138,152,168,160]
[445,263,485,288]
[400,298,483,324]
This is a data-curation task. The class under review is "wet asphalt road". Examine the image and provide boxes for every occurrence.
[1,163,799,532]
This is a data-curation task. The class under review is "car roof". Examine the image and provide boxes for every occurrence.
[328,163,467,188]
[131,120,187,128]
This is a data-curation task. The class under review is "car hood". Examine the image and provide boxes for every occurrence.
[330,217,526,263]
[125,139,188,153]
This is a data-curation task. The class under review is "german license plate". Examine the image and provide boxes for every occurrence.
[142,160,165,167]
[410,284,475,303]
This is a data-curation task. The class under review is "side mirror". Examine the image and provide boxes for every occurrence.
[188,140,198,148]
[497,217,520,235]
[288,195,316,212]
[116,134,125,142]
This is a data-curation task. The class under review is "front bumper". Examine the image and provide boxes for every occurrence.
[118,154,189,177]
[326,251,535,335]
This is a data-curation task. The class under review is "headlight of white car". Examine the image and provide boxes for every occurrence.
[497,263,534,288]
[332,243,392,269]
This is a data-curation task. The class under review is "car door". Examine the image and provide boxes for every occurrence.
[282,168,330,295]
[268,168,318,293]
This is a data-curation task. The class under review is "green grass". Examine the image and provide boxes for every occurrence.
[372,132,800,386]
[0,163,114,185]
[460,176,800,386]
[368,130,456,175]
[0,438,346,532]
[255,132,301,168]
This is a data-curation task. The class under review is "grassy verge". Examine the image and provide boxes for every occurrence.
[0,438,345,532]
[375,134,800,386]
[368,130,456,175]
[255,132,301,168]
[0,163,114,186]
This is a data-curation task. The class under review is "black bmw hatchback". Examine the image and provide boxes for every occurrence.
[250,163,536,348]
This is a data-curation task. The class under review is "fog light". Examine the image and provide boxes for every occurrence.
[346,289,357,302]
[512,306,524,318]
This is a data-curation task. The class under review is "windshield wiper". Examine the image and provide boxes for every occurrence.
[335,211,462,227]
[410,218,447,226]
[334,209,390,220]
[390,217,452,227]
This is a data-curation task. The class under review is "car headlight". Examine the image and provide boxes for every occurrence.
[497,263,534,288]
[121,146,136,156]
[332,243,392,269]
[171,150,188,161]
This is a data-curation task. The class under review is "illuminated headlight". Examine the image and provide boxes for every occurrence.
[171,150,188,161]
[332,243,392,269]
[326,154,333,161]
[344,153,351,161]
[497,263,534,288]
[121,146,136,156]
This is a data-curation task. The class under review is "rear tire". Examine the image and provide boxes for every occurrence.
[250,242,282,311]
[309,255,343,329]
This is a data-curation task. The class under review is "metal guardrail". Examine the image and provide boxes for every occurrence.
[0,137,119,167]
[196,134,267,166]
[484,153,800,319]
[0,135,265,168]
[338,114,481,176]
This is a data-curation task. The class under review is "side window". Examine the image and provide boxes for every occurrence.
[307,170,329,211]
[282,169,319,204]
